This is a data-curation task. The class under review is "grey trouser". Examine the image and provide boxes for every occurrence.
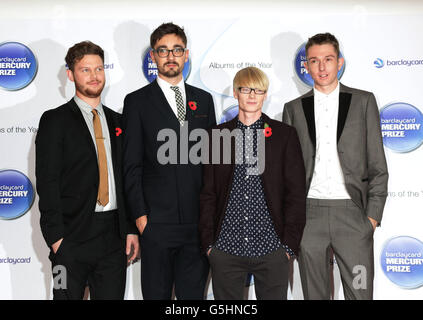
[298,199,374,300]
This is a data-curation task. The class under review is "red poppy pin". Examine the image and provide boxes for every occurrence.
[188,101,198,111]
[264,123,272,138]
[115,127,122,137]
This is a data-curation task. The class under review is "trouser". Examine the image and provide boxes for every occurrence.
[298,199,374,300]
[50,210,127,300]
[140,223,209,300]
[208,247,289,300]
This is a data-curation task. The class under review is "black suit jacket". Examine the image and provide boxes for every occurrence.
[122,80,216,224]
[36,98,136,247]
[198,113,306,256]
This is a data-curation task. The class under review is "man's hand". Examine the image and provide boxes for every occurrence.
[52,238,63,254]
[368,217,378,231]
[135,215,148,235]
[286,252,291,261]
[126,234,139,265]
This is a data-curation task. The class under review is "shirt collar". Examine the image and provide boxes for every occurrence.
[236,116,264,130]
[156,76,185,94]
[74,96,104,116]
[314,81,340,101]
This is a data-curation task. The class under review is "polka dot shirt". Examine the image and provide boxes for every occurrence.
[214,117,294,258]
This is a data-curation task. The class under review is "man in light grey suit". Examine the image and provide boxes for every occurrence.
[283,33,388,300]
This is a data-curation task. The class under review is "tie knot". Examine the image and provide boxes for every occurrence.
[170,86,180,93]
[92,109,99,117]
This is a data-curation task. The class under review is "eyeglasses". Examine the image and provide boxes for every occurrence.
[238,87,266,95]
[153,47,186,58]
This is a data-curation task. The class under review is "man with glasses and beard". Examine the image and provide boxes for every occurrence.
[123,23,216,300]
[36,41,139,300]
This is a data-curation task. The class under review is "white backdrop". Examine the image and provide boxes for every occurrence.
[1,0,423,299]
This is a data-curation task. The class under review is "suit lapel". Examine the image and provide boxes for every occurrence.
[184,83,195,124]
[301,94,316,149]
[103,106,119,175]
[224,117,237,198]
[224,116,237,169]
[150,80,181,133]
[261,114,273,188]
[337,89,352,143]
[68,98,97,159]
[301,86,352,147]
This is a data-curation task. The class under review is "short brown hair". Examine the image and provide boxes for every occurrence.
[233,67,269,92]
[305,33,340,59]
[65,41,104,71]
[150,22,187,49]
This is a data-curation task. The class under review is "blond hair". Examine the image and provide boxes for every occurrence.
[233,67,269,92]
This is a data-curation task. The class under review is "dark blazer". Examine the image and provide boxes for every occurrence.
[36,98,136,247]
[122,80,216,223]
[198,113,306,256]
[283,83,389,223]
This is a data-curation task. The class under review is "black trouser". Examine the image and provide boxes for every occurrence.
[140,223,209,300]
[208,247,289,300]
[50,210,127,300]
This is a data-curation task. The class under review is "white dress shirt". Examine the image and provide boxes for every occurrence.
[156,76,186,119]
[74,96,117,211]
[307,83,350,199]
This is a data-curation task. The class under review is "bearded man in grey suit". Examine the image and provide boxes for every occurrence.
[283,33,388,300]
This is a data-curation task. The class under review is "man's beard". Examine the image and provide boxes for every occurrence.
[75,81,104,98]
[158,62,183,78]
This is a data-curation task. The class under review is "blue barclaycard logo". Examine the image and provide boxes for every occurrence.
[142,48,191,83]
[294,43,345,87]
[381,236,423,289]
[374,58,384,68]
[375,58,423,68]
[219,104,239,124]
[0,170,34,220]
[380,102,423,153]
[0,42,38,90]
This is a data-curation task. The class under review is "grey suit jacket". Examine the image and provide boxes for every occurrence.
[282,83,388,223]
